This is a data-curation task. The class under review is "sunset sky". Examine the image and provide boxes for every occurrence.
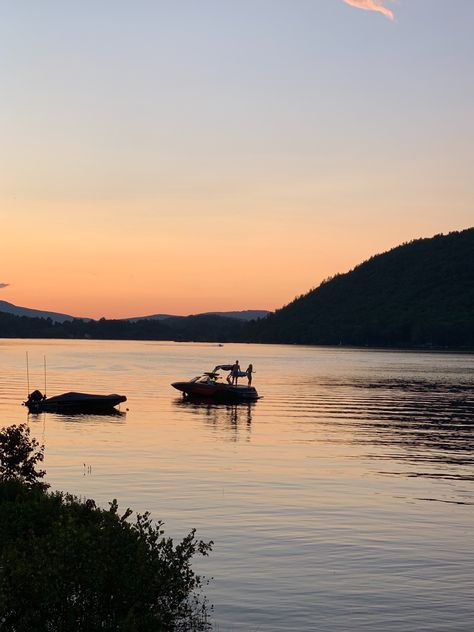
[1,0,473,319]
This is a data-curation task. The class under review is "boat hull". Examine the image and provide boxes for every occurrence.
[172,381,259,402]
[25,392,127,414]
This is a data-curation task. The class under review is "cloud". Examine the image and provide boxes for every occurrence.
[0,283,10,289]
[343,0,395,20]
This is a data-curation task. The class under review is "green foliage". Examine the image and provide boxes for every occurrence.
[245,228,474,348]
[0,481,213,631]
[0,424,47,488]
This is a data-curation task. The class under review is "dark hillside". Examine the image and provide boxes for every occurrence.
[0,312,242,342]
[245,228,474,347]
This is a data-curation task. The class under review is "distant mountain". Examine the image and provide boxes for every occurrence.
[0,301,270,325]
[126,310,270,322]
[0,301,255,341]
[199,310,270,321]
[0,309,244,342]
[0,300,77,323]
[244,228,474,348]
[126,313,176,322]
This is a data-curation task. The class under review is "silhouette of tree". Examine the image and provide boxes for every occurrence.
[0,424,213,631]
[0,423,47,488]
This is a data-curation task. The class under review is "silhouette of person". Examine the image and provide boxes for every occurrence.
[246,364,254,386]
[231,360,240,385]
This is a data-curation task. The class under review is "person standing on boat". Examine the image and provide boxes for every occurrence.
[231,360,240,384]
[246,364,254,386]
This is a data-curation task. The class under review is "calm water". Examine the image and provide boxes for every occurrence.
[1,339,473,631]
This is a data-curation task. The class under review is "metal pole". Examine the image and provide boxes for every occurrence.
[26,351,30,397]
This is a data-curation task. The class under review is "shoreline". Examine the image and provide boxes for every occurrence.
[1,335,473,355]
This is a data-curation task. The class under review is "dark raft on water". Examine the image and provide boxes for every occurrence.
[24,390,127,414]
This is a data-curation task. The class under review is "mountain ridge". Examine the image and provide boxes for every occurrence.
[244,228,474,347]
[0,300,79,324]
[0,301,270,324]
[126,310,270,322]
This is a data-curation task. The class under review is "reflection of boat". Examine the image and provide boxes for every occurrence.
[24,390,127,414]
[172,368,260,402]
[174,399,254,439]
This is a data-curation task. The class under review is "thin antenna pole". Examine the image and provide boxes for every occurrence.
[26,351,30,397]
[44,356,47,397]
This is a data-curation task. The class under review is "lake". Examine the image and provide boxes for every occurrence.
[1,339,473,631]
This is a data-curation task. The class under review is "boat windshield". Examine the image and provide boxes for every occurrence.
[189,375,218,384]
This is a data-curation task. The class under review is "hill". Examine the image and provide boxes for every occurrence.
[244,229,474,348]
[199,310,270,321]
[0,300,77,323]
[0,301,269,325]
[0,311,243,342]
[127,309,270,322]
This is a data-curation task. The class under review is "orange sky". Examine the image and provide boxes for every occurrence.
[1,2,473,319]
[2,196,469,319]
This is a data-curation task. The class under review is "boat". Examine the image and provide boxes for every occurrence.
[171,365,260,402]
[24,390,127,414]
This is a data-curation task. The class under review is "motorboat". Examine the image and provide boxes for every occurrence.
[172,374,259,401]
[24,390,127,414]
[171,365,260,402]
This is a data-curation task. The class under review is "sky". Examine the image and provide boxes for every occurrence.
[1,0,473,319]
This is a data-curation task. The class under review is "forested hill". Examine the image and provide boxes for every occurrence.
[244,228,474,348]
[0,312,243,342]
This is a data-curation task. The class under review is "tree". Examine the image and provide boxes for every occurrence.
[0,423,47,488]
[0,425,213,631]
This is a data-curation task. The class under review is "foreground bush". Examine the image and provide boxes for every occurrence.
[0,425,213,631]
[0,423,47,488]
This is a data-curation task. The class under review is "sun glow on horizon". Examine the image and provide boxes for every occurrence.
[1,2,473,319]
[2,197,470,319]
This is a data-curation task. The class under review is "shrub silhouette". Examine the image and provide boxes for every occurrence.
[0,425,213,631]
[0,423,47,488]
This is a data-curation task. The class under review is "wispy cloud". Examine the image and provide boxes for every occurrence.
[0,283,10,289]
[343,0,395,21]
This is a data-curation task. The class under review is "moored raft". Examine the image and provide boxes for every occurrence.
[24,390,127,413]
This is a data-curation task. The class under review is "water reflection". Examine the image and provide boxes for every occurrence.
[319,377,474,482]
[298,377,474,422]
[275,375,473,486]
[3,341,474,631]
[174,398,254,441]
[27,409,127,424]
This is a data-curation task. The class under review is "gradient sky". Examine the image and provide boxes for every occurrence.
[1,1,473,318]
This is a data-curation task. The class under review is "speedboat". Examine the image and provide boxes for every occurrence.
[24,390,127,414]
[172,367,260,402]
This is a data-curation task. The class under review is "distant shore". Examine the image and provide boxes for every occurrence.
[1,333,473,355]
